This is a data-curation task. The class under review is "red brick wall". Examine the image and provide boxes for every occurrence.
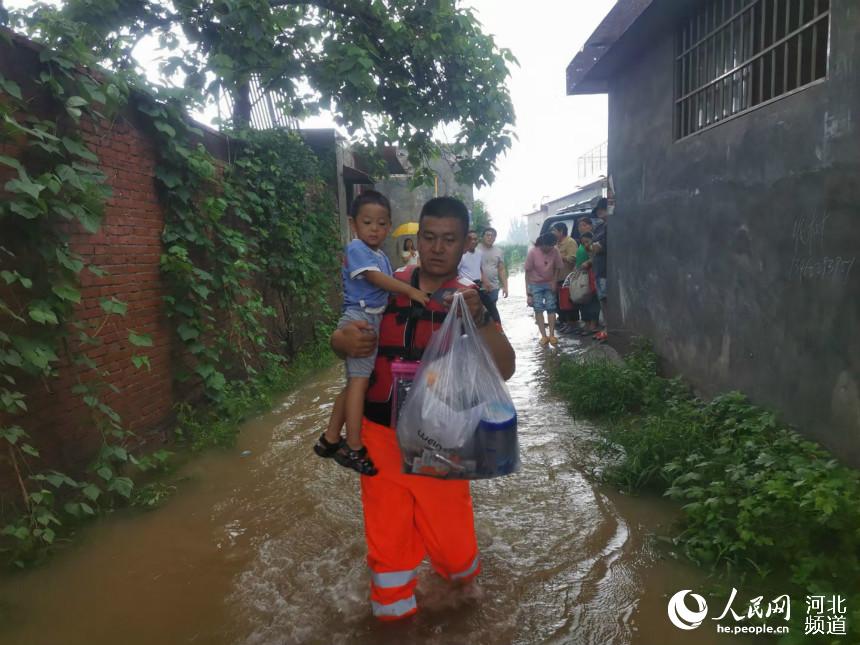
[70,114,176,438]
[0,33,225,481]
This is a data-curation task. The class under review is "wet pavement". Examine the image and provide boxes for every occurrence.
[0,275,759,645]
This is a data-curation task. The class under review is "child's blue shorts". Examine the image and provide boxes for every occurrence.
[337,307,383,378]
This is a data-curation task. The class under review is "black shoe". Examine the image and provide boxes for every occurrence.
[334,445,378,476]
[314,433,344,458]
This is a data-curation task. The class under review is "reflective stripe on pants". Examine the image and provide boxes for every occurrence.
[371,595,418,620]
[450,554,481,581]
[361,418,480,620]
[371,569,417,589]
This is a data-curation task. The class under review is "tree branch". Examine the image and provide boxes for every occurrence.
[9,445,30,509]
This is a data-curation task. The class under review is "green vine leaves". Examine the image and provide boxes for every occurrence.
[21,0,517,189]
[148,95,340,400]
[0,40,159,563]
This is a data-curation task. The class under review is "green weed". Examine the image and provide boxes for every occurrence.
[552,342,860,643]
[176,339,335,452]
[130,481,178,510]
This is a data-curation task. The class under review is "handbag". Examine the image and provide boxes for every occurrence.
[568,269,593,304]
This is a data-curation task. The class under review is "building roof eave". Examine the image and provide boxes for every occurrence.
[342,165,374,185]
[565,0,655,96]
[566,0,703,95]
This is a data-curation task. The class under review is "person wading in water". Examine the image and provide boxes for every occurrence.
[330,196,516,620]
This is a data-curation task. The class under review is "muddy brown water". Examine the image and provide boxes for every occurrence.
[0,277,762,645]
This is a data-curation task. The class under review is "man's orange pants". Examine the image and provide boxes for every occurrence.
[360,418,481,621]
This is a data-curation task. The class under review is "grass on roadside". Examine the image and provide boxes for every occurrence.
[552,340,860,644]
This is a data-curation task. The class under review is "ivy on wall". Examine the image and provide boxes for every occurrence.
[225,129,339,349]
[0,35,165,563]
[148,101,340,400]
[0,26,340,564]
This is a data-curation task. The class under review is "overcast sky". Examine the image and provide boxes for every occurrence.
[8,0,616,241]
[465,0,615,240]
[301,1,617,240]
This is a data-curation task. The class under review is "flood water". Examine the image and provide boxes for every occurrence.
[0,276,760,645]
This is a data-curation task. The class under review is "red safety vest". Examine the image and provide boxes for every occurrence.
[360,268,482,620]
[365,266,474,420]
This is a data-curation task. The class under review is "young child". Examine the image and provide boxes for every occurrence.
[314,191,429,475]
[575,232,601,336]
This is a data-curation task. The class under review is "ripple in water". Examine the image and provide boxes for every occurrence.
[227,277,637,645]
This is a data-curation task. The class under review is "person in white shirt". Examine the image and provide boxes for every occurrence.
[457,230,484,282]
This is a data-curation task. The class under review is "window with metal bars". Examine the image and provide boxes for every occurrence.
[675,0,830,140]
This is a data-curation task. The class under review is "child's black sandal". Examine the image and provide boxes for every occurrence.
[313,433,344,458]
[334,446,378,476]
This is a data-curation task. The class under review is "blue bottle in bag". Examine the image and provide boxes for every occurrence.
[475,402,519,477]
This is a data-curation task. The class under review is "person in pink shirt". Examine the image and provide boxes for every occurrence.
[524,233,565,346]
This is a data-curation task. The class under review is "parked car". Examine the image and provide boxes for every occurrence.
[539,195,602,242]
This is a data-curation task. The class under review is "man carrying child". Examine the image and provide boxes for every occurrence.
[330,196,516,620]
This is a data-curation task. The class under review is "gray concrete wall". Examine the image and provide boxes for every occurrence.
[375,156,474,265]
[606,1,860,465]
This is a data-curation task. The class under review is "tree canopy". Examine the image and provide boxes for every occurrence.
[470,198,491,233]
[12,0,516,187]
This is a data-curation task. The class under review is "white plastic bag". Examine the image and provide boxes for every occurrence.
[567,269,592,304]
[396,292,519,479]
